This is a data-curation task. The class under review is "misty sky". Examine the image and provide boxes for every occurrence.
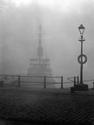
[0,0,94,81]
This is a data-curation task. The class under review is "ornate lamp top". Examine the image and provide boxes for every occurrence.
[78,24,85,35]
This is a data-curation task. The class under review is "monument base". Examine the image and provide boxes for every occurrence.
[71,84,88,92]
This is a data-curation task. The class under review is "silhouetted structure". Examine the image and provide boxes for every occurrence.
[27,25,55,87]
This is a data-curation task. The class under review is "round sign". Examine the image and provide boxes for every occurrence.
[78,54,87,64]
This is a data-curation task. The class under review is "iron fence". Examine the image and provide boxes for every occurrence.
[0,74,94,89]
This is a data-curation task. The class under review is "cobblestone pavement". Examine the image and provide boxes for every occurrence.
[0,88,94,124]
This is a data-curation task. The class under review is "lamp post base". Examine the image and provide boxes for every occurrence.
[71,84,88,92]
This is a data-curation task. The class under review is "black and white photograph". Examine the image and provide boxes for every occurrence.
[0,0,94,125]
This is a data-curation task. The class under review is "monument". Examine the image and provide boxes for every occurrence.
[27,25,55,88]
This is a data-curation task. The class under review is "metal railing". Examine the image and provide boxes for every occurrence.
[0,74,94,89]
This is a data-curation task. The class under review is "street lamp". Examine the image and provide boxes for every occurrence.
[71,24,88,92]
[78,24,87,84]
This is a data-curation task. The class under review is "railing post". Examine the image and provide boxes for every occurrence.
[18,75,21,87]
[93,81,94,89]
[77,76,79,85]
[44,76,46,88]
[61,76,63,89]
[74,76,76,86]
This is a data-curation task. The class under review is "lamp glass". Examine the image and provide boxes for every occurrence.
[78,24,85,35]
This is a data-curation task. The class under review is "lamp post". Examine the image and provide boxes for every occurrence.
[78,24,87,84]
[71,24,88,92]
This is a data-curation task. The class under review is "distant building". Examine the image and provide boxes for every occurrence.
[27,25,55,88]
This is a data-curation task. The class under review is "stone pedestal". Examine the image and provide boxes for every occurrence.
[0,81,4,87]
[71,84,88,92]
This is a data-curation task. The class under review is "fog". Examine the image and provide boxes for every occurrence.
[0,0,94,80]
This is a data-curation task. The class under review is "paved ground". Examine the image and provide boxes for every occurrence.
[0,88,94,124]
